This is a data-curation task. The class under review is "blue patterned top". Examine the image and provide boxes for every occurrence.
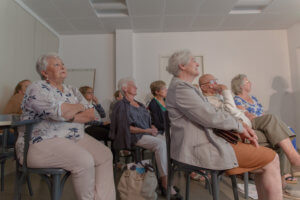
[16,80,93,161]
[234,95,264,117]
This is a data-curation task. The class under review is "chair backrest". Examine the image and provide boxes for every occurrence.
[164,111,172,165]
[12,119,40,170]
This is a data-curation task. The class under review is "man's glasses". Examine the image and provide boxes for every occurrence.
[200,79,218,85]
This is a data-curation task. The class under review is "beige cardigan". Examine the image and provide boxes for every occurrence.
[166,77,243,170]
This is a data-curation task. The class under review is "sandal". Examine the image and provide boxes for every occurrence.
[285,176,298,184]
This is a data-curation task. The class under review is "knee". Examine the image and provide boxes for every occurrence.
[156,139,167,153]
[265,114,278,123]
[269,154,280,171]
[74,153,95,172]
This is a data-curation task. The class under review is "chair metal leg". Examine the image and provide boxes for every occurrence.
[167,164,174,200]
[244,172,249,199]
[230,175,239,200]
[185,172,190,200]
[51,174,61,200]
[1,161,4,191]
[14,173,25,200]
[26,175,33,196]
[211,171,219,200]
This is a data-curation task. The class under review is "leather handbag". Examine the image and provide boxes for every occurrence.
[213,129,239,144]
[118,161,158,200]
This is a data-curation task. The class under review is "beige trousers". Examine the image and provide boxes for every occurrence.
[27,134,116,200]
[135,134,167,177]
[252,114,296,176]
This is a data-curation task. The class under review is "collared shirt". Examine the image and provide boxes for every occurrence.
[16,80,92,160]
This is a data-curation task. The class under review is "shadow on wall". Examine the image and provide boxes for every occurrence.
[268,76,296,129]
[0,85,12,113]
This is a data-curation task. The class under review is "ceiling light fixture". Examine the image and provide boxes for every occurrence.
[230,0,273,14]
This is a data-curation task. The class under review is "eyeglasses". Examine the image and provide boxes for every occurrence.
[200,79,218,85]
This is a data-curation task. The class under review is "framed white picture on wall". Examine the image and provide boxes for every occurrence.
[64,69,96,89]
[159,55,204,86]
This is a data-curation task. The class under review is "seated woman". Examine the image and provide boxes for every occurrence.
[1,80,31,146]
[148,80,167,139]
[15,53,115,200]
[79,86,111,145]
[232,74,300,179]
[166,50,282,200]
[109,77,180,199]
[3,79,31,114]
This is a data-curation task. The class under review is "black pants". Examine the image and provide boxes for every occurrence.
[85,124,110,145]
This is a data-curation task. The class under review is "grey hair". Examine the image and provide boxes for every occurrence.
[117,77,135,95]
[36,53,61,80]
[231,74,247,95]
[166,50,192,76]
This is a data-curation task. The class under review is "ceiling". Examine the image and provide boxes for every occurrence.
[17,0,300,35]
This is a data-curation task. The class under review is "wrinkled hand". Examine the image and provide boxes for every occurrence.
[213,84,227,94]
[146,126,158,136]
[92,95,98,104]
[240,123,259,147]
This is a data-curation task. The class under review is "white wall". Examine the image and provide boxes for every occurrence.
[58,34,115,119]
[287,23,300,144]
[134,31,294,128]
[0,0,59,112]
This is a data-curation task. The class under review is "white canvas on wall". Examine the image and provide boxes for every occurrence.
[64,69,96,89]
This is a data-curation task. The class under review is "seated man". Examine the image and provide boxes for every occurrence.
[166,50,282,200]
[199,74,300,191]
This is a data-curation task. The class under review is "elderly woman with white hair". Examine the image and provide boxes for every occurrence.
[15,53,115,200]
[166,50,283,200]
[109,77,181,199]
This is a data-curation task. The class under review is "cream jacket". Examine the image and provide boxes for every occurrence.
[166,77,243,170]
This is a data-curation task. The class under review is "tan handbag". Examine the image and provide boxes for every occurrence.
[118,162,158,200]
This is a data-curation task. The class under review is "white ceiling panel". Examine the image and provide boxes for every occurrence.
[132,16,162,30]
[165,0,205,16]
[198,0,237,15]
[16,0,300,34]
[163,16,194,31]
[101,17,131,32]
[43,18,75,32]
[221,14,255,28]
[51,0,96,19]
[127,0,165,16]
[264,0,300,14]
[69,19,104,31]
[250,13,300,28]
[192,15,224,27]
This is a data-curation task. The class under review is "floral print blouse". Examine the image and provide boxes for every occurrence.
[16,80,93,160]
[234,95,264,117]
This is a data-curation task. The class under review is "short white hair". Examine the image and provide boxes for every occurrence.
[166,50,192,76]
[117,77,135,95]
[231,74,247,95]
[36,53,61,80]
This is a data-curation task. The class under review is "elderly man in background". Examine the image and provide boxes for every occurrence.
[199,74,300,197]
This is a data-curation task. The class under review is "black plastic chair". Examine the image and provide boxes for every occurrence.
[12,119,71,200]
[165,112,240,200]
[0,127,15,191]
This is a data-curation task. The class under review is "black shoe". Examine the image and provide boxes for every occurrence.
[161,187,183,200]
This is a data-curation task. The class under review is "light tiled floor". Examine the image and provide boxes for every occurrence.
[0,157,297,200]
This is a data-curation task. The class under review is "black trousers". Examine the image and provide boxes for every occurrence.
[85,124,111,145]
